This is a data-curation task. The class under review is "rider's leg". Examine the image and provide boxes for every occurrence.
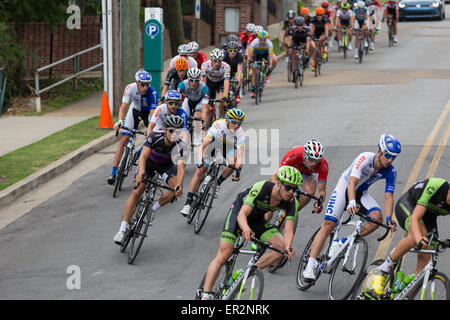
[256,233,286,270]
[203,240,235,293]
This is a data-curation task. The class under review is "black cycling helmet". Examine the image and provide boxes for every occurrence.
[163,115,184,129]
[287,10,296,19]
[227,40,239,50]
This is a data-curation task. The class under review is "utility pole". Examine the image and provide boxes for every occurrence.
[112,0,121,115]
[261,0,268,29]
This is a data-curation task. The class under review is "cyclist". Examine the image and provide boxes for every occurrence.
[303,134,401,281]
[239,23,255,51]
[113,115,187,245]
[249,29,277,95]
[223,40,244,103]
[188,41,207,68]
[180,109,246,217]
[335,2,355,50]
[367,0,378,51]
[353,1,370,60]
[270,139,328,214]
[200,166,300,300]
[200,48,231,120]
[311,7,331,65]
[177,67,210,133]
[280,10,296,48]
[300,7,312,26]
[161,56,188,99]
[369,178,450,297]
[169,44,198,70]
[221,34,243,55]
[383,0,399,44]
[287,16,314,76]
[107,70,158,185]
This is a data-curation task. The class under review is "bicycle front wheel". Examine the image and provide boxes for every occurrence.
[297,227,324,291]
[113,147,130,197]
[128,202,153,264]
[328,237,368,300]
[409,271,450,300]
[232,269,264,300]
[194,179,216,234]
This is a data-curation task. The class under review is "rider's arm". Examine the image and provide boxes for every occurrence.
[283,219,296,257]
[317,183,327,203]
[198,137,212,163]
[410,204,428,246]
[347,176,360,213]
[117,102,129,129]
[137,144,151,184]
[237,204,254,241]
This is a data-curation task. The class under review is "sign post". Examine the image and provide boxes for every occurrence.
[144,7,164,95]
[195,0,201,41]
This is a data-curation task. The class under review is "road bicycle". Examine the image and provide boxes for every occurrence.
[187,115,203,154]
[387,16,395,47]
[187,157,239,234]
[340,26,349,59]
[296,210,390,300]
[113,125,145,198]
[356,27,366,64]
[292,45,307,89]
[353,228,450,300]
[119,173,174,264]
[195,237,288,300]
[252,59,267,105]
[205,98,221,130]
[313,39,323,77]
[228,79,240,109]
[283,43,293,83]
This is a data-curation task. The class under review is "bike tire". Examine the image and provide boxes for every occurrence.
[231,269,264,300]
[297,227,325,291]
[351,259,384,300]
[128,202,153,265]
[197,265,232,300]
[194,178,216,234]
[359,40,364,64]
[328,237,369,300]
[287,55,292,82]
[409,271,450,300]
[113,147,129,197]
[187,195,199,225]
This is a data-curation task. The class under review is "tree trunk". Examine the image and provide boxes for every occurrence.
[162,0,185,57]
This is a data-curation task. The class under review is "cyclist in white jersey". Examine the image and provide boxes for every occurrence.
[169,44,198,69]
[335,2,355,50]
[180,109,246,217]
[303,134,401,281]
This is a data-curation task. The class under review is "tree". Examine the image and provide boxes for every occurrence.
[162,0,185,56]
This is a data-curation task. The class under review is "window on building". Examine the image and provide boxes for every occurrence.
[224,8,239,32]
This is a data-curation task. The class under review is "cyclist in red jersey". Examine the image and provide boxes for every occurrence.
[188,41,207,68]
[383,0,399,43]
[271,139,328,214]
[239,23,255,50]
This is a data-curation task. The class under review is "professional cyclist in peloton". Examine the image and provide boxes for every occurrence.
[280,10,296,48]
[383,0,399,44]
[107,70,158,186]
[223,40,244,103]
[180,109,246,217]
[113,115,187,245]
[335,2,355,50]
[200,166,300,300]
[161,56,188,99]
[239,23,255,51]
[367,0,378,51]
[311,7,331,66]
[300,7,312,26]
[303,134,401,281]
[353,1,370,59]
[287,16,315,76]
[271,139,328,214]
[169,44,198,70]
[188,41,207,68]
[201,48,231,119]
[248,29,278,96]
[177,67,210,133]
[369,178,450,297]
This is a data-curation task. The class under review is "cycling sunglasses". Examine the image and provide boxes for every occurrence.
[228,48,239,52]
[167,101,180,106]
[138,82,149,87]
[383,152,397,160]
[305,154,321,162]
[189,79,200,83]
[229,120,242,126]
[167,128,180,134]
[282,183,297,192]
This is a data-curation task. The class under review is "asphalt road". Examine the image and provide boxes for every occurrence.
[1,10,449,302]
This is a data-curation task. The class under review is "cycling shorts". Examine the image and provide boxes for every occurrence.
[206,78,224,99]
[181,98,203,117]
[354,18,368,29]
[338,18,351,27]
[395,193,438,233]
[135,158,177,184]
[123,108,150,137]
[253,51,270,63]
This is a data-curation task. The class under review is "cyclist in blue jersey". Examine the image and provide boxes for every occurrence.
[303,134,401,281]
[107,70,158,185]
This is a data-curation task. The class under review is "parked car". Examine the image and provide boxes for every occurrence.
[398,0,446,20]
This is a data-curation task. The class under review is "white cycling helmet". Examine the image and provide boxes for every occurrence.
[304,139,324,160]
[246,23,255,33]
[210,48,224,61]
[187,67,202,80]
[357,1,366,8]
[177,44,189,55]
[188,41,199,53]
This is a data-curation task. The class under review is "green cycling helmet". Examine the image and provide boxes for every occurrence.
[277,166,302,187]
[341,2,350,9]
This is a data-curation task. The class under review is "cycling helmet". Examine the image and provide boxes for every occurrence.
[357,1,366,8]
[378,134,401,157]
[254,25,264,33]
[227,34,239,42]
[341,2,351,9]
[187,67,202,80]
[163,115,184,129]
[227,40,240,50]
[287,10,296,18]
[226,108,245,121]
[300,7,310,15]
[316,7,325,15]
[304,139,324,160]
[135,70,152,83]
[277,166,302,187]
[165,90,182,102]
[187,41,199,53]
[210,48,224,61]
[174,56,189,71]
[177,44,189,55]
[295,16,305,26]
[246,23,255,33]
[257,30,269,40]
[322,1,329,8]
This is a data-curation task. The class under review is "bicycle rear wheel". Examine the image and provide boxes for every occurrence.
[231,269,264,300]
[358,39,364,64]
[113,147,130,197]
[297,227,326,291]
[328,237,368,300]
[409,271,450,300]
[194,178,216,234]
[128,201,153,264]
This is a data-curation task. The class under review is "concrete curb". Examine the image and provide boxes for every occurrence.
[0,130,119,209]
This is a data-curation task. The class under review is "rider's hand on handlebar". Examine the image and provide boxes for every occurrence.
[346,199,360,215]
[313,202,323,214]
[135,172,146,185]
[386,216,398,232]
[242,228,254,242]
[174,185,183,197]
[114,120,123,131]
[285,247,295,260]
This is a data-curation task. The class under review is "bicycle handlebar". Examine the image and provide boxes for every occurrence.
[250,237,291,256]
[354,211,391,241]
[414,229,450,251]
[133,175,175,192]
[115,125,146,137]
[188,116,204,123]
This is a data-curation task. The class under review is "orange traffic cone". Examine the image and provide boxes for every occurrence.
[99,90,114,129]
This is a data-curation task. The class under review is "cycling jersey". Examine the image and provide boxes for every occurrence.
[248,38,274,56]
[143,130,187,167]
[246,33,257,46]
[205,119,245,150]
[122,82,158,113]
[223,51,243,77]
[279,146,329,184]
[164,69,187,90]
[384,1,399,15]
[337,9,355,20]
[311,16,330,37]
[289,25,311,45]
[177,80,209,115]
[200,60,231,83]
[354,7,368,24]
[169,55,198,69]
[281,19,296,33]
[221,181,299,244]
[193,51,207,68]
[239,30,250,47]
[150,104,189,132]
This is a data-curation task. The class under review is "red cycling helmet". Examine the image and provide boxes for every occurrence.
[321,1,329,8]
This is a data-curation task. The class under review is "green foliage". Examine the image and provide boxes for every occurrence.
[297,1,305,13]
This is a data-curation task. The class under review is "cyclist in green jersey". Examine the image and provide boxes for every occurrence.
[200,166,301,300]
[371,177,450,296]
